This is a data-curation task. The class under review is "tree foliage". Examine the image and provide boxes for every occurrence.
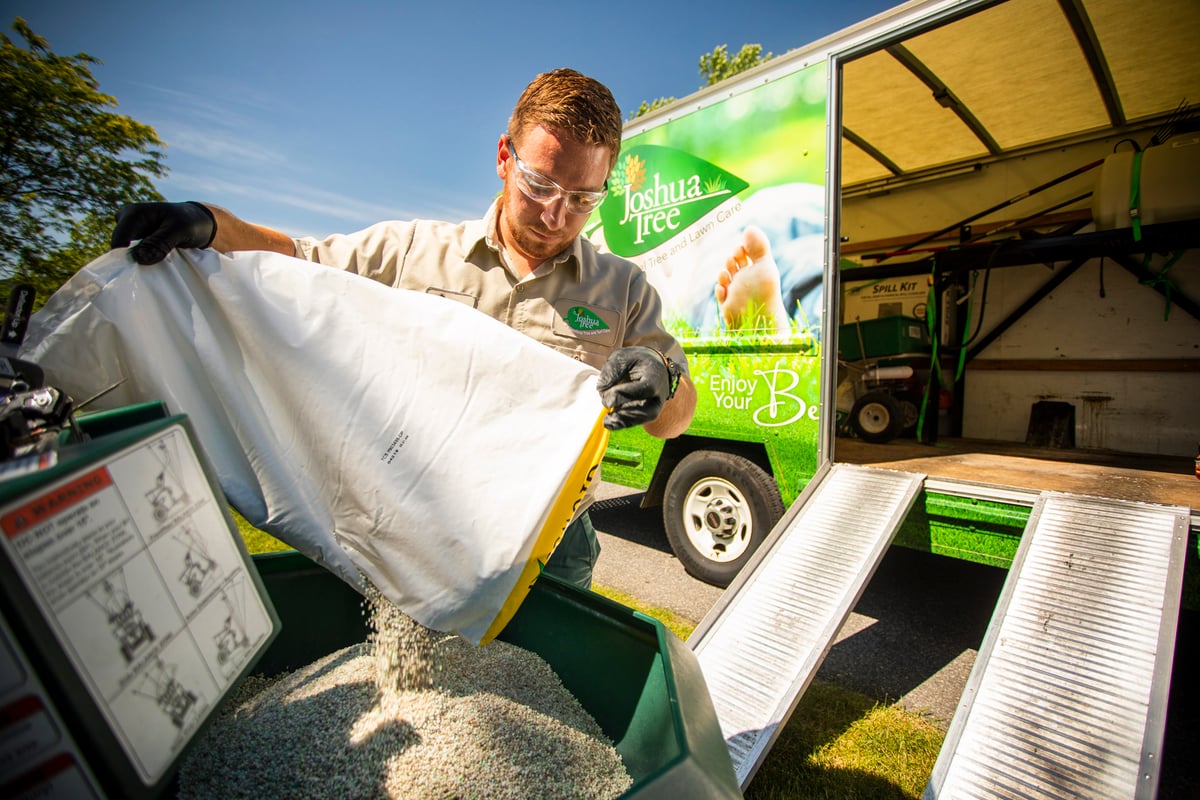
[698,44,773,86]
[1,17,165,306]
[630,43,774,120]
[630,96,677,120]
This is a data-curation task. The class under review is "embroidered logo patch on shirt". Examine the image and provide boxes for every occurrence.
[564,306,610,333]
[552,300,619,347]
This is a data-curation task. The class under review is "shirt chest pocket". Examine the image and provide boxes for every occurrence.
[426,287,479,308]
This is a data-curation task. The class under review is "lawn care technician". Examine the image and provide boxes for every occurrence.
[109,68,697,589]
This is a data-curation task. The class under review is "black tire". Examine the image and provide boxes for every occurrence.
[662,450,784,588]
[850,389,903,443]
[894,390,923,437]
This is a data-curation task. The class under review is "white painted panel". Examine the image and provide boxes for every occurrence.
[963,370,1196,455]
[972,255,1200,360]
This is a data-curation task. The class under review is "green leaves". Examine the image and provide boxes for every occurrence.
[628,43,774,120]
[1,17,165,306]
[699,44,773,87]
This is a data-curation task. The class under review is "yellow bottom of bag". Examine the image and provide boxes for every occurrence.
[480,410,610,644]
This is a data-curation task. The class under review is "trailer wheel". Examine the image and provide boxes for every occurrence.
[663,450,784,588]
[850,390,903,443]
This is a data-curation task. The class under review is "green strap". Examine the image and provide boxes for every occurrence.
[1140,250,1186,320]
[916,268,976,440]
[1129,150,1144,242]
[918,268,943,442]
[955,272,974,382]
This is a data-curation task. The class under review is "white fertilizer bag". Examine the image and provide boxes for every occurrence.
[20,248,609,644]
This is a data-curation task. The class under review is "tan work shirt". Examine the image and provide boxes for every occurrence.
[292,201,687,373]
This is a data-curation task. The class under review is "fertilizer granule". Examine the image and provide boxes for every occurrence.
[177,590,632,800]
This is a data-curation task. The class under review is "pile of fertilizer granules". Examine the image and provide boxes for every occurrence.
[177,588,632,800]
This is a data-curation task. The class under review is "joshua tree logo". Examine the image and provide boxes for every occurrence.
[600,144,748,256]
[564,306,609,332]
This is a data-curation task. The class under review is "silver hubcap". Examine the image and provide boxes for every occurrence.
[681,477,752,563]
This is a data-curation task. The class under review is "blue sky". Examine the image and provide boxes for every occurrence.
[10,0,898,238]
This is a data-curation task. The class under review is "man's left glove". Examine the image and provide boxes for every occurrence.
[597,346,674,431]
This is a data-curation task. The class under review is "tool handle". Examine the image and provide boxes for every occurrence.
[2,283,36,353]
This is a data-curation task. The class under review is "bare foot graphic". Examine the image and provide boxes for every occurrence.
[715,225,791,337]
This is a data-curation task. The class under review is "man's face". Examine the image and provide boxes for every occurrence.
[496,125,612,267]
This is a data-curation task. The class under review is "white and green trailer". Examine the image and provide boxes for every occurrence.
[587,0,1199,794]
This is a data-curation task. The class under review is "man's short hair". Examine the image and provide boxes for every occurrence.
[509,68,623,168]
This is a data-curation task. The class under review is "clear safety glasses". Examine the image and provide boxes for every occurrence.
[506,137,608,215]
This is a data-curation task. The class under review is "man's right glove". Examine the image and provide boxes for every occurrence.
[597,346,676,431]
[110,201,217,265]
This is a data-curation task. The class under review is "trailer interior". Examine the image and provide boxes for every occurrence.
[832,0,1199,523]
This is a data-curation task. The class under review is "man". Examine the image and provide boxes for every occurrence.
[109,68,696,589]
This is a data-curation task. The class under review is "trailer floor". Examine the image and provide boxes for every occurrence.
[834,436,1200,509]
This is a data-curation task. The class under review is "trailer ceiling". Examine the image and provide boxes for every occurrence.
[841,0,1200,188]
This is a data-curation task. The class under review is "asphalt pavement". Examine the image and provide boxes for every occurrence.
[587,481,1199,799]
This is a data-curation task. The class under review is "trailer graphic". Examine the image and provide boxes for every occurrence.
[587,61,829,586]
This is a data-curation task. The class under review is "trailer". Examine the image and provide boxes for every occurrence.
[583,0,1198,795]
[587,0,1198,587]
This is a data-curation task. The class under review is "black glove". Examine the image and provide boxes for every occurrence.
[110,201,217,265]
[597,346,673,431]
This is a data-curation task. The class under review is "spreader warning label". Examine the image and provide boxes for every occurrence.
[0,425,275,785]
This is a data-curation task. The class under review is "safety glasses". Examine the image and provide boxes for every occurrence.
[506,137,608,215]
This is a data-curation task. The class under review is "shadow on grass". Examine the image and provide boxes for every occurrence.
[744,679,942,800]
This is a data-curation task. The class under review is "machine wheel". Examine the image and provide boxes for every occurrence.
[662,450,784,588]
[894,390,923,437]
[850,390,903,443]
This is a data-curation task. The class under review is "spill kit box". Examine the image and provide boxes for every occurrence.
[838,315,932,361]
[841,274,930,323]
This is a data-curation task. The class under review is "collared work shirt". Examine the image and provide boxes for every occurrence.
[292,201,688,373]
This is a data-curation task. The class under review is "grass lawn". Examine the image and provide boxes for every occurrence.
[591,584,943,798]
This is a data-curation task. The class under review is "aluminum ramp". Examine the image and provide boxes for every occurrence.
[690,463,925,789]
[925,492,1190,800]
